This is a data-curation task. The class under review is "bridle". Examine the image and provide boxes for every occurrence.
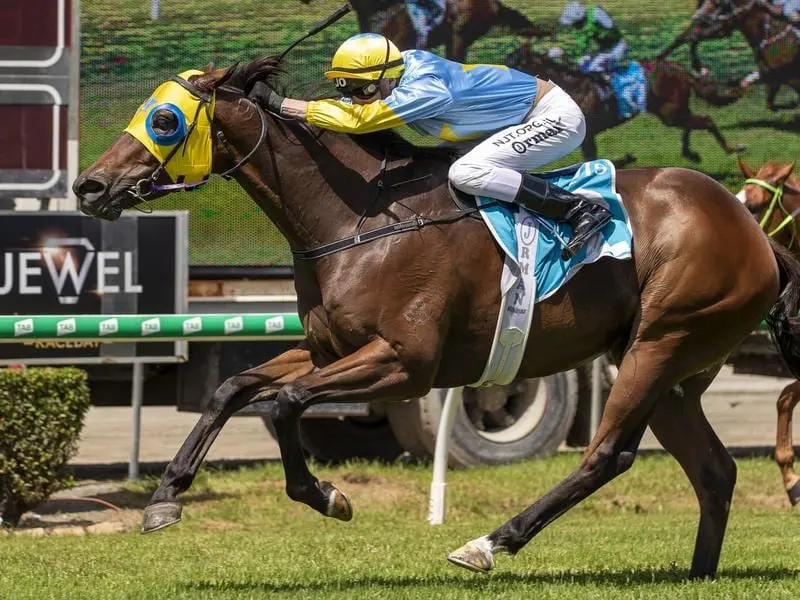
[746,176,800,245]
[131,76,268,201]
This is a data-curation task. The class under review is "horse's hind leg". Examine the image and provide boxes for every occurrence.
[648,365,736,579]
[767,82,780,112]
[141,345,315,533]
[694,114,738,154]
[448,336,689,574]
[775,380,800,505]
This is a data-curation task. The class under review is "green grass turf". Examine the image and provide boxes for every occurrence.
[1,454,799,599]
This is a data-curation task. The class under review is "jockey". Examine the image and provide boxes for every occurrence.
[406,0,447,49]
[559,2,627,75]
[249,33,611,255]
[771,0,800,23]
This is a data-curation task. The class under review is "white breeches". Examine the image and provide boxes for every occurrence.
[580,40,628,73]
[448,86,586,202]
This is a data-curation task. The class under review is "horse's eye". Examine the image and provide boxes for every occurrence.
[151,109,179,136]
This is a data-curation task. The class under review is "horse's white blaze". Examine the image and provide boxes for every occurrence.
[736,188,748,204]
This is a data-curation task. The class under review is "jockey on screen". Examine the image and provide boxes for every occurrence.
[559,2,627,75]
[249,33,611,255]
[406,0,447,50]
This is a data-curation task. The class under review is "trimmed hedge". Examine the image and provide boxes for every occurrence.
[0,368,91,527]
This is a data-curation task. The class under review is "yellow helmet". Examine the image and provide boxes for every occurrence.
[325,33,405,82]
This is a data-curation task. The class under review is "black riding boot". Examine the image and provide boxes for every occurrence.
[513,173,612,256]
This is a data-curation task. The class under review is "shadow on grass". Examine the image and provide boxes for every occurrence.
[179,566,799,593]
[722,115,800,132]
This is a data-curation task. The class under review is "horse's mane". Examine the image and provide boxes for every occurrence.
[193,55,285,95]
[193,54,456,163]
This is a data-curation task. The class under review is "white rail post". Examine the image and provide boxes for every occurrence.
[128,362,145,479]
[428,387,460,525]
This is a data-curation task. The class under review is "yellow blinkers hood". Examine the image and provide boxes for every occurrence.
[124,70,215,184]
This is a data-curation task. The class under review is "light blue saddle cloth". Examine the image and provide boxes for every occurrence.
[477,159,632,302]
[610,60,647,119]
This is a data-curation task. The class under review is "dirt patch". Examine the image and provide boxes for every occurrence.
[332,472,419,507]
[1,481,145,536]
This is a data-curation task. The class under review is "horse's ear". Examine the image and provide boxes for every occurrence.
[738,155,754,178]
[776,160,797,183]
[191,64,237,92]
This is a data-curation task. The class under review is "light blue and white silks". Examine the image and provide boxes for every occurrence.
[472,159,633,387]
[609,60,647,119]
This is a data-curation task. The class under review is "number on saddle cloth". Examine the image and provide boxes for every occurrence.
[475,160,632,308]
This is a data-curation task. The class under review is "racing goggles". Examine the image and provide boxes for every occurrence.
[333,78,380,100]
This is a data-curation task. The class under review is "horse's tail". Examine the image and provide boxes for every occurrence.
[495,2,539,35]
[766,239,800,379]
[688,70,745,107]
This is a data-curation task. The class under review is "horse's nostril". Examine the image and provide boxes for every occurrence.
[78,178,107,196]
[73,176,109,201]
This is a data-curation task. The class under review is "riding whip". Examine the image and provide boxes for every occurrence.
[279,3,353,59]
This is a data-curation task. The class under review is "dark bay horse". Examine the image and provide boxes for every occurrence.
[506,43,744,163]
[737,157,800,505]
[73,57,800,579]
[662,0,800,111]
[301,0,545,61]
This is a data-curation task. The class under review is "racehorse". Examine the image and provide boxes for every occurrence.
[737,157,800,506]
[300,0,546,61]
[506,43,744,163]
[73,57,800,579]
[661,0,800,111]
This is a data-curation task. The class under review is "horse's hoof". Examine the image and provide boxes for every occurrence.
[447,541,494,574]
[141,501,182,534]
[320,481,353,522]
[684,152,701,163]
[788,480,800,506]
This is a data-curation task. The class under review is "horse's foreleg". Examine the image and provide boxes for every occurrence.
[581,134,598,160]
[449,31,467,62]
[141,345,315,533]
[689,40,703,74]
[657,29,689,61]
[767,81,780,111]
[447,338,682,574]
[681,122,702,163]
[775,380,800,505]
[270,336,433,520]
[648,366,736,579]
